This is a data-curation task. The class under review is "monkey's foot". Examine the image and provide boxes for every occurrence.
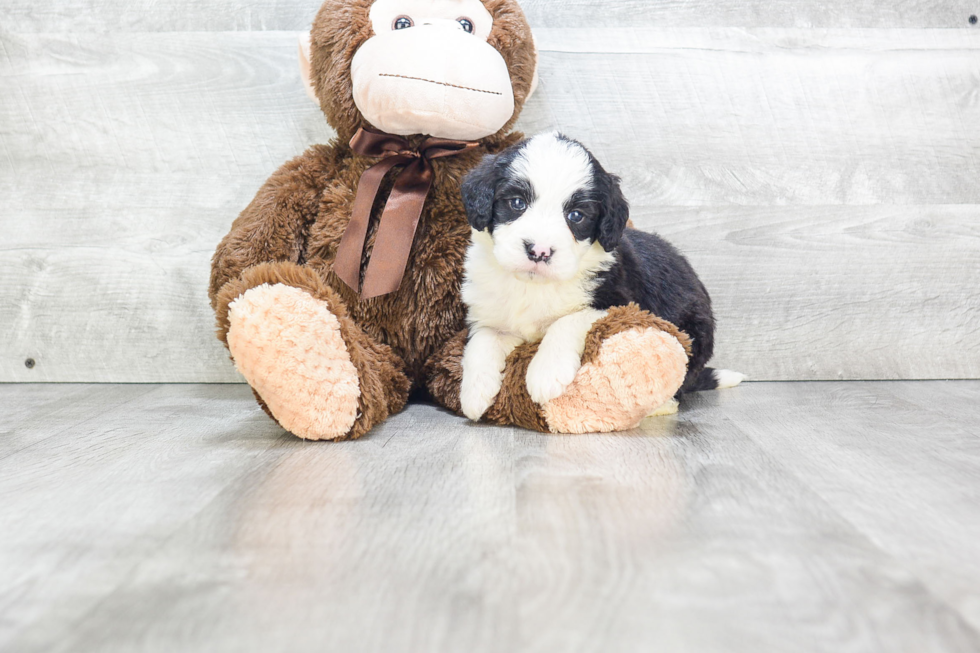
[542,326,687,434]
[648,398,680,417]
[226,283,360,440]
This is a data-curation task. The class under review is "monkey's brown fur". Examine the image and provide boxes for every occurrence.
[208,0,690,439]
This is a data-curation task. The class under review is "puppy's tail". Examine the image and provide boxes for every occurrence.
[684,367,746,392]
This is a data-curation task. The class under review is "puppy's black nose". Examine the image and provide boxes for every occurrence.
[524,240,554,263]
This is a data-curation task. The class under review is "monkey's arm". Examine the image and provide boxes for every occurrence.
[208,144,341,314]
[426,305,691,433]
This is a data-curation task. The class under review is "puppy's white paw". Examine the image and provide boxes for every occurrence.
[460,370,503,422]
[526,348,581,405]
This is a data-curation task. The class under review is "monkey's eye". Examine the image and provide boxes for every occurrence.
[509,198,527,212]
[567,210,585,224]
[457,17,474,33]
[393,16,414,30]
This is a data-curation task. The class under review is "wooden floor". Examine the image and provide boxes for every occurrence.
[1,381,978,652]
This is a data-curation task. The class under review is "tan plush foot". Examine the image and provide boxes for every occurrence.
[226,283,360,440]
[647,398,680,417]
[542,327,688,434]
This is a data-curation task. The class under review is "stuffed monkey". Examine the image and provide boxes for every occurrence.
[208,0,690,440]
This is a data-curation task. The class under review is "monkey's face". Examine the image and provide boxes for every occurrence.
[350,0,517,141]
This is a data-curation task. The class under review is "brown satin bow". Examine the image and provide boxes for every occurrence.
[334,127,480,300]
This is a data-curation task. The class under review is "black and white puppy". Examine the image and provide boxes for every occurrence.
[458,132,743,422]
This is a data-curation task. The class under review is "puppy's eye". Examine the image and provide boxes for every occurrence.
[567,210,585,224]
[393,16,414,30]
[509,198,527,212]
[457,17,474,33]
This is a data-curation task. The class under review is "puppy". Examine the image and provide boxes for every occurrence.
[458,132,743,422]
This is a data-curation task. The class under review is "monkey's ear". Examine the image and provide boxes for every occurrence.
[525,33,540,102]
[298,33,319,104]
[461,154,499,232]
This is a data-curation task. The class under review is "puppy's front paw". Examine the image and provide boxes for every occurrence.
[526,348,582,405]
[460,370,503,422]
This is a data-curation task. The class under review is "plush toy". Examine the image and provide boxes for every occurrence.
[208,0,690,440]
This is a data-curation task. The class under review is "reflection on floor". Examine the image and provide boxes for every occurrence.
[1,381,978,652]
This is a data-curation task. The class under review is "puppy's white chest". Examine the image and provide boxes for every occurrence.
[463,262,593,341]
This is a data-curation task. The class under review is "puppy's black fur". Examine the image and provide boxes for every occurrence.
[462,134,720,394]
[591,230,717,393]
[462,145,526,234]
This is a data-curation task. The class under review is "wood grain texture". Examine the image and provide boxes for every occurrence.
[522,1,980,29]
[0,31,334,383]
[730,381,980,632]
[0,384,289,653]
[635,205,980,380]
[1,382,979,651]
[4,0,978,32]
[2,28,979,381]
[524,29,980,206]
[0,383,158,459]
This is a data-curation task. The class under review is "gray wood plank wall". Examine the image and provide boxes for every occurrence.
[1,3,979,382]
[6,1,980,30]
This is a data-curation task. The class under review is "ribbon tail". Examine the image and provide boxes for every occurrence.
[360,162,434,299]
[333,155,408,294]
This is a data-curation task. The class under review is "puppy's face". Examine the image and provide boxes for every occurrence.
[461,133,629,283]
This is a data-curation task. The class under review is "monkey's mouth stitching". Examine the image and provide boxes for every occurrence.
[379,73,502,96]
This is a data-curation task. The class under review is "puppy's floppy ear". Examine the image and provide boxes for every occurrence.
[461,153,498,232]
[597,172,630,251]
